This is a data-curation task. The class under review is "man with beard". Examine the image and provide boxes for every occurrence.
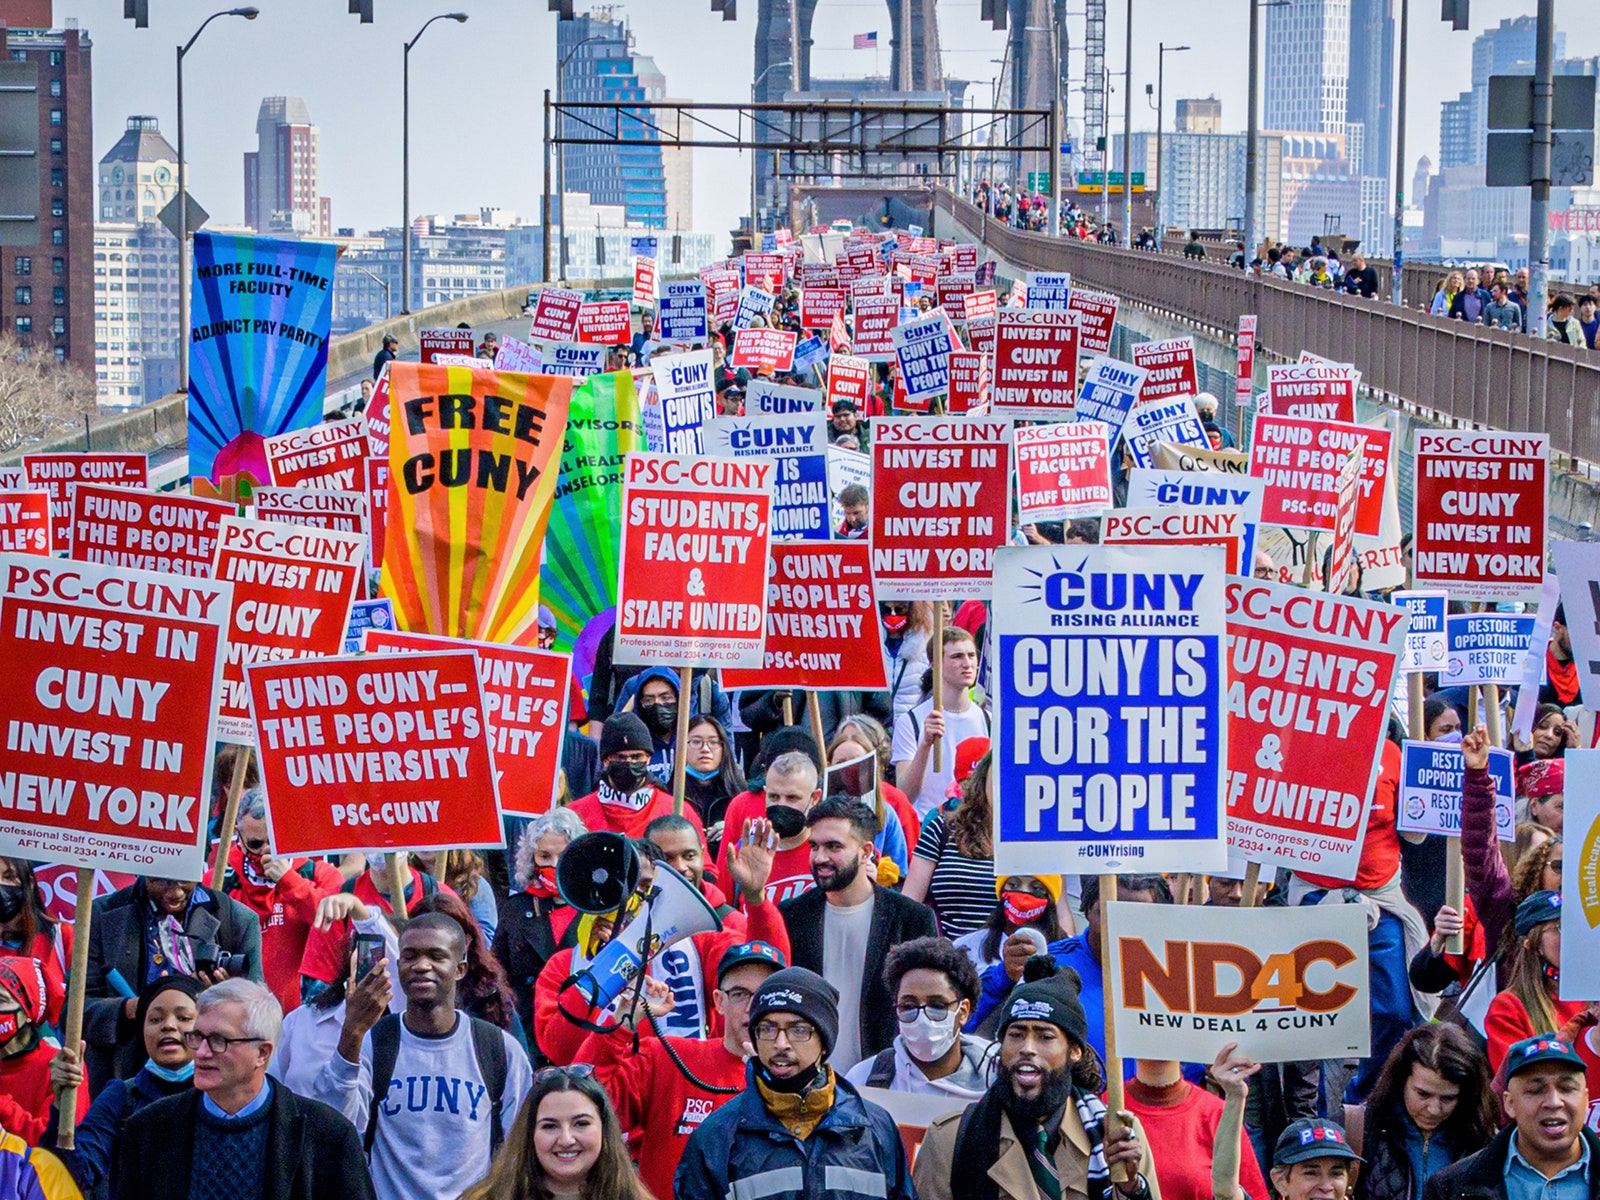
[915,957,1159,1200]
[675,966,913,1200]
[568,713,710,850]
[779,796,937,1075]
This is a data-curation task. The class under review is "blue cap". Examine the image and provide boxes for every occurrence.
[1514,890,1563,938]
[1274,1119,1361,1167]
[717,941,786,984]
[1505,1036,1586,1079]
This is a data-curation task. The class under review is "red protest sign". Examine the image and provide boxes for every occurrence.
[948,350,990,413]
[991,311,1079,418]
[365,631,568,818]
[255,487,368,538]
[964,289,998,323]
[1067,287,1120,355]
[264,416,368,491]
[800,286,847,331]
[69,485,232,577]
[1013,422,1113,523]
[212,516,366,745]
[247,650,503,857]
[528,286,584,343]
[871,417,1011,599]
[840,247,879,282]
[1131,337,1199,401]
[0,554,230,877]
[967,316,997,356]
[936,274,976,320]
[419,329,475,362]
[22,453,148,549]
[731,329,797,373]
[574,301,631,345]
[1235,315,1258,407]
[722,542,888,691]
[829,310,851,354]
[1327,449,1363,593]
[796,263,839,289]
[1103,506,1247,574]
[851,296,901,360]
[365,366,392,458]
[1224,579,1405,879]
[826,355,874,408]
[952,244,980,272]
[1262,363,1358,422]
[1249,416,1367,534]
[34,865,134,924]
[632,256,658,306]
[1412,431,1548,602]
[615,453,775,668]
[744,252,785,293]
[0,491,52,555]
[366,459,389,571]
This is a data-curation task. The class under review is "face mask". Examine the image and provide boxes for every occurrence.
[1002,891,1050,925]
[900,1010,960,1063]
[0,885,26,923]
[526,867,560,899]
[1434,730,1463,745]
[685,765,720,782]
[145,1058,195,1083]
[639,702,678,737]
[766,803,807,840]
[605,760,651,794]
[882,613,909,635]
[0,1010,20,1042]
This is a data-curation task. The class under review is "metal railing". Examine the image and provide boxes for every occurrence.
[935,188,1600,463]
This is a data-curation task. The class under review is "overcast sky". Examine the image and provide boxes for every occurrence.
[78,0,1596,247]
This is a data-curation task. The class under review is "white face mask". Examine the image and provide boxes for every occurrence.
[900,1010,960,1064]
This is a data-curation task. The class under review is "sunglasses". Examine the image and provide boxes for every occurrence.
[534,1063,595,1086]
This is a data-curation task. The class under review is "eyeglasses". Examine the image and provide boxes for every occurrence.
[753,1021,815,1044]
[721,987,755,1005]
[183,1031,266,1055]
[896,1002,957,1024]
[534,1063,595,1085]
[687,737,722,751]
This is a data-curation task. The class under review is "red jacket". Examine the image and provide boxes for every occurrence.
[535,897,790,1066]
[0,1037,85,1145]
[567,788,709,853]
[298,866,448,986]
[224,845,343,1014]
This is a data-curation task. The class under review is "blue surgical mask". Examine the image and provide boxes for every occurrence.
[145,1059,195,1083]
[684,765,719,781]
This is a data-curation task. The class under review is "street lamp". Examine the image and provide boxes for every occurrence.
[402,13,469,314]
[176,6,257,392]
[353,266,392,321]
[1145,43,1190,238]
[555,35,603,284]
[1243,0,1291,270]
[751,59,793,239]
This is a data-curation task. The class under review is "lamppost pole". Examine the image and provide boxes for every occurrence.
[750,59,793,239]
[402,13,469,314]
[1149,44,1189,237]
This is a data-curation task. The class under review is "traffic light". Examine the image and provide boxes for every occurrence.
[1441,0,1468,31]
[549,0,575,17]
[123,0,148,28]
[348,0,374,22]
[722,0,736,18]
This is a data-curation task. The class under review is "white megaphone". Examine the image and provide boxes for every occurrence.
[569,861,722,1012]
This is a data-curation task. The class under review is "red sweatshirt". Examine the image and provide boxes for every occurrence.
[225,846,343,1014]
[0,1039,85,1146]
[719,791,816,908]
[577,1029,746,1200]
[1125,1078,1268,1200]
[298,866,447,986]
[1485,988,1589,1072]
[568,787,708,849]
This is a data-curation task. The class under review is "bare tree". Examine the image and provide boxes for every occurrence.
[0,335,97,453]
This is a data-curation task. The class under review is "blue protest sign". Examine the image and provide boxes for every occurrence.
[1126,469,1265,570]
[630,236,660,261]
[992,543,1229,874]
[1074,358,1148,442]
[733,285,776,330]
[1443,612,1537,686]
[704,414,831,541]
[657,280,708,343]
[1124,392,1209,469]
[1025,271,1072,310]
[651,349,717,455]
[1398,740,1515,839]
[346,598,395,654]
[746,380,823,414]
[891,308,956,402]
[792,335,828,376]
[1394,589,1448,674]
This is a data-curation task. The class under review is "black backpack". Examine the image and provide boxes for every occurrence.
[363,1012,508,1158]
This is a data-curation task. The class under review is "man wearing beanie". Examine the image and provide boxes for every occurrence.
[568,713,710,847]
[675,966,914,1200]
[916,958,1159,1200]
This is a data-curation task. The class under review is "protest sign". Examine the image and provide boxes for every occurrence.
[614,453,774,668]
[263,416,367,491]
[1151,441,1252,474]
[0,468,27,491]
[966,314,997,356]
[991,311,1079,418]
[630,235,659,261]
[1024,271,1071,310]
[1106,902,1370,1063]
[632,256,658,307]
[1235,315,1257,407]
[1126,470,1264,571]
[731,328,797,374]
[705,414,831,542]
[344,598,393,653]
[652,349,717,455]
[1104,507,1247,574]
[69,486,232,578]
[1067,288,1119,356]
[1553,542,1600,704]
[1561,750,1600,1000]
[528,286,584,343]
[744,252,785,293]
[792,335,828,376]
[892,309,958,403]
[722,542,888,690]
[859,1088,967,1165]
[574,301,631,345]
[0,491,51,555]
[538,343,605,378]
[493,336,541,374]
[733,285,777,330]
[747,380,823,415]
[1008,278,1028,308]
[1354,415,1406,589]
[657,280,709,343]
[1412,431,1548,603]
[1398,741,1514,839]
[947,350,990,413]
[1249,416,1368,533]
[1130,337,1199,401]
[1394,590,1448,675]
[852,295,902,360]
[430,354,487,369]
[1441,612,1537,686]
[796,263,839,289]
[1262,363,1359,422]
[246,650,502,856]
[418,329,475,363]
[1014,422,1113,523]
[871,418,1012,599]
[936,273,975,320]
[800,286,847,331]
[1124,393,1209,469]
[22,454,148,550]
[1224,580,1406,878]
[0,555,232,876]
[825,356,873,409]
[827,445,871,532]
[34,866,134,925]
[365,631,568,818]
[365,366,393,458]
[187,232,337,492]
[255,487,367,538]
[991,543,1228,874]
[383,363,572,645]
[365,460,388,571]
[1073,358,1147,441]
[964,289,999,323]
[1326,447,1365,593]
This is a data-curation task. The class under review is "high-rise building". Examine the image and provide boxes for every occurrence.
[556,11,668,228]
[98,115,176,223]
[1173,98,1221,135]
[1263,0,1351,140]
[1346,0,1394,182]
[243,96,331,237]
[1119,130,1282,243]
[660,97,694,232]
[0,4,91,367]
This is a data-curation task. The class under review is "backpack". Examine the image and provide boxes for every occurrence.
[865,1047,897,1087]
[363,1012,508,1158]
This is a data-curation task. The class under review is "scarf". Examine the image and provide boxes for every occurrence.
[755,1067,836,1140]
[1547,651,1581,705]
[951,1084,1110,1200]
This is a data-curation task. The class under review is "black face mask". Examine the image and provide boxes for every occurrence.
[605,761,651,794]
[0,885,25,923]
[639,703,678,737]
[766,803,807,840]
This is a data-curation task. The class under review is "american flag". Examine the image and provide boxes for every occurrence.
[853,31,878,49]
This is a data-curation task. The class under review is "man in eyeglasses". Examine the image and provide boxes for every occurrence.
[676,965,914,1200]
[118,978,375,1200]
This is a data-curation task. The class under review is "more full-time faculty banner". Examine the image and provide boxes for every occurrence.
[992,543,1229,876]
